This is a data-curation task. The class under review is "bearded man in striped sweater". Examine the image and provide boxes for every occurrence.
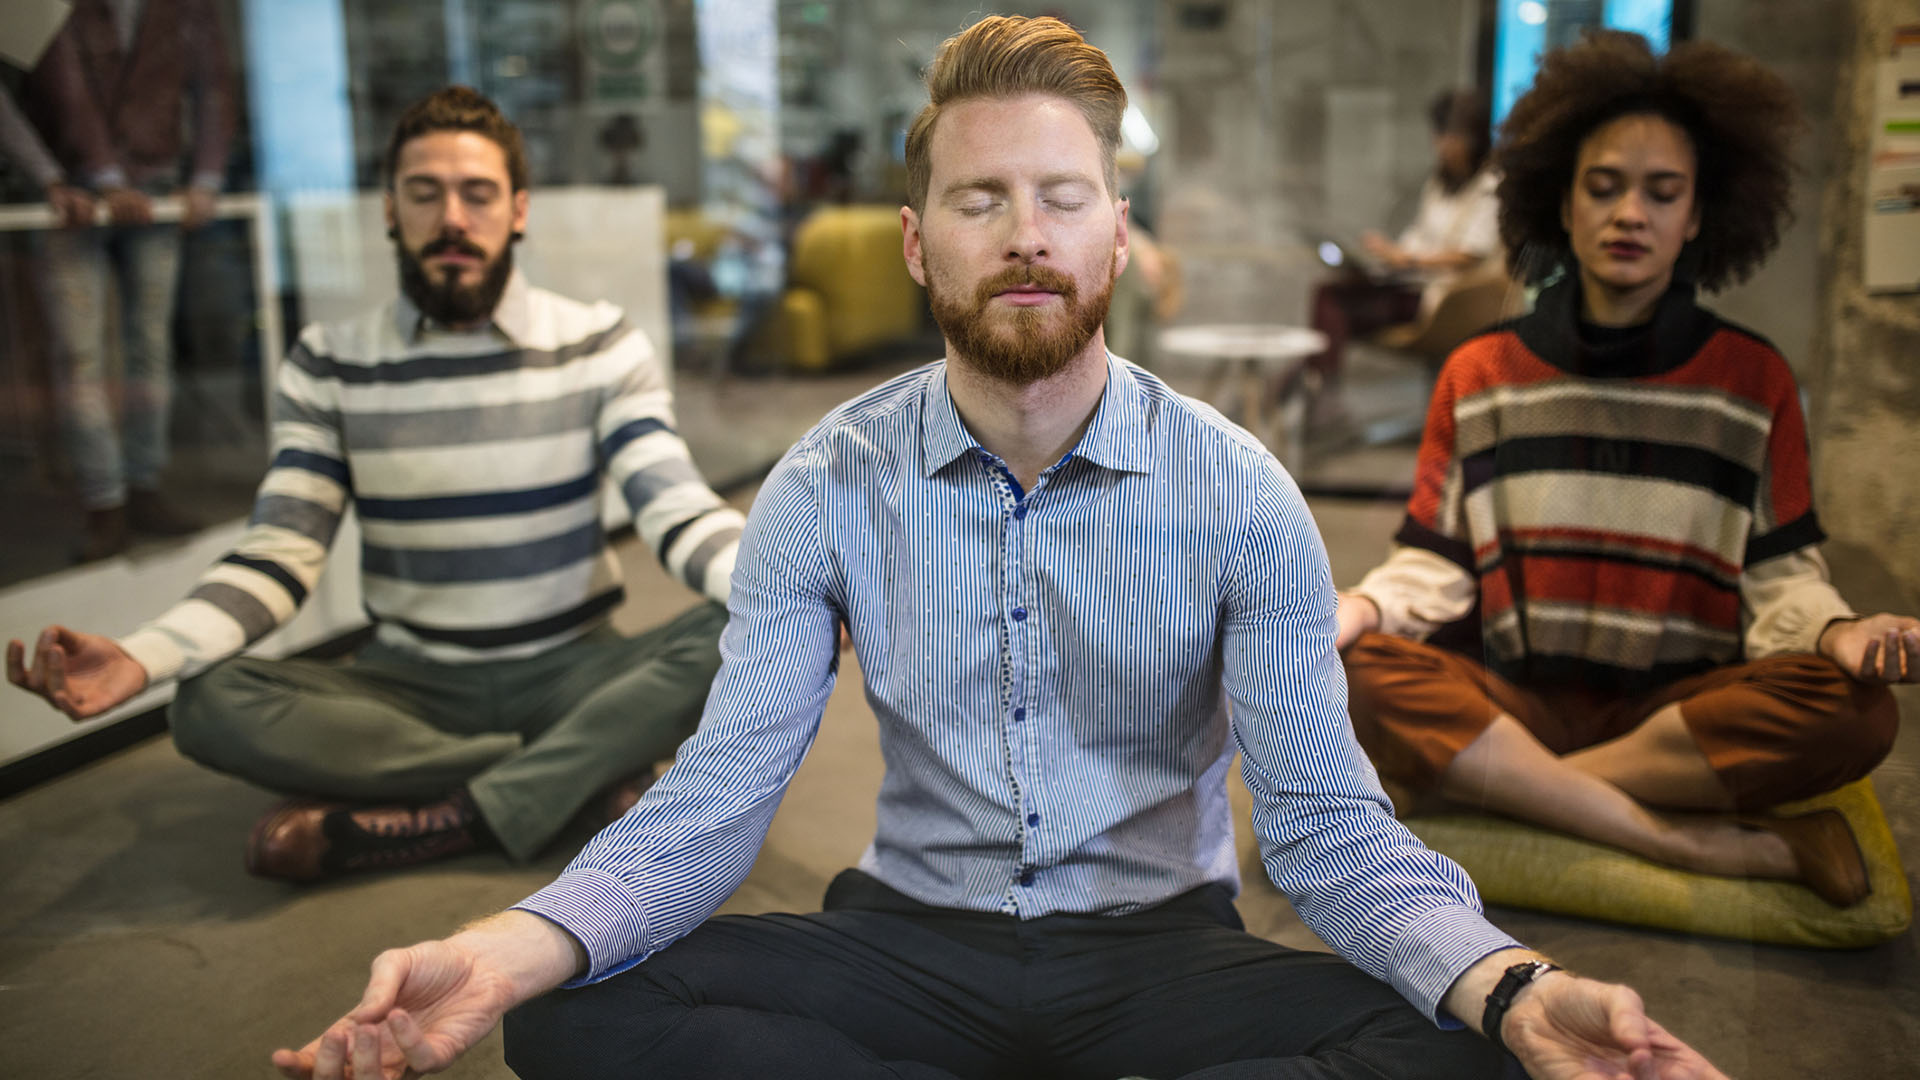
[1336,33,1917,908]
[7,87,740,882]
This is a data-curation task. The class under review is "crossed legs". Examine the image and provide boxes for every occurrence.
[169,604,727,872]
[1344,634,1898,892]
[504,870,1505,1080]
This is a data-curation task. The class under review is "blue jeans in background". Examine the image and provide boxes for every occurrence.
[41,222,184,510]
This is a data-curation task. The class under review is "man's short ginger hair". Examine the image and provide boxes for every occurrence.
[1495,30,1801,292]
[384,86,530,192]
[904,15,1127,214]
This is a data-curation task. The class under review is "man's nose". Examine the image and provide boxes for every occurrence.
[440,191,471,232]
[1004,201,1048,262]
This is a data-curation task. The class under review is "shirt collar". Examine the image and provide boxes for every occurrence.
[392,266,533,345]
[919,352,1155,478]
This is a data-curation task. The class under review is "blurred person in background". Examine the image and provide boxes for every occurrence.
[1302,88,1500,405]
[0,82,94,227]
[270,20,1728,1080]
[1336,31,1917,909]
[9,87,740,886]
[22,0,236,561]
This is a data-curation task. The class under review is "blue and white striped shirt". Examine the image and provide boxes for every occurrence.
[518,353,1520,1023]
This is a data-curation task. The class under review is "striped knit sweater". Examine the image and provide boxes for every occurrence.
[1396,278,1825,694]
[118,272,743,683]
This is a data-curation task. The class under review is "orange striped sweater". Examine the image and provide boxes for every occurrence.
[1398,279,1822,693]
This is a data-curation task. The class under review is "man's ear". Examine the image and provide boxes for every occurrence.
[384,191,397,239]
[512,188,530,237]
[1112,197,1131,280]
[1685,200,1701,243]
[901,205,928,287]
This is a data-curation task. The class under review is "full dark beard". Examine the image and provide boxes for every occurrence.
[396,237,515,327]
[927,253,1115,386]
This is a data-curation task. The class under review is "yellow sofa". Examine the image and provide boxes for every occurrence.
[770,205,927,371]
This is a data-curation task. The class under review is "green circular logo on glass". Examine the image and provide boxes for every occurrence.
[588,0,656,70]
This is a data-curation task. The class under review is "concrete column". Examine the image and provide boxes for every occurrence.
[1807,0,1920,604]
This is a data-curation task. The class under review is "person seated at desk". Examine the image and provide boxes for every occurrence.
[7,87,739,884]
[1304,88,1499,397]
[271,19,1731,1080]
[1335,31,1917,908]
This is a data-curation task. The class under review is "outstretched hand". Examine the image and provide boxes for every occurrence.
[272,911,585,1080]
[6,626,148,720]
[1504,974,1728,1080]
[272,938,519,1079]
[1819,614,1920,684]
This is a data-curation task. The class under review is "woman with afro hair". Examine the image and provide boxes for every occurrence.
[1332,30,1918,908]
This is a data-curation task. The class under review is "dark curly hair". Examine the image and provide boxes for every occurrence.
[1493,30,1801,292]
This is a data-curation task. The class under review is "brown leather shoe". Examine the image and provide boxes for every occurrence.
[128,487,200,537]
[74,505,130,563]
[1737,808,1872,908]
[245,798,334,881]
[245,792,490,883]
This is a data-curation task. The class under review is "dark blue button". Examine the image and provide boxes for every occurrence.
[1014,505,1027,520]
[1026,812,1040,827]
[1019,868,1036,887]
[1012,608,1028,622]
[1013,707,1025,722]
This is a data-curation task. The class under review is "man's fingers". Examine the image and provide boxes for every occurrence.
[271,1045,315,1079]
[311,1027,349,1080]
[387,1008,443,1072]
[352,950,411,1022]
[42,646,77,714]
[6,639,28,688]
[1902,631,1920,683]
[351,1024,385,1080]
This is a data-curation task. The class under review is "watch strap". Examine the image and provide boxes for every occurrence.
[1483,960,1562,1057]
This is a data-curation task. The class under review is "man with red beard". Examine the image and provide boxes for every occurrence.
[11,87,738,884]
[271,20,1729,1080]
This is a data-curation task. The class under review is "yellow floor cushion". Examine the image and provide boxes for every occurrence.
[1404,778,1912,948]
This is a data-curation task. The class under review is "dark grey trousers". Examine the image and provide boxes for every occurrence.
[503,869,1511,1080]
[168,603,727,860]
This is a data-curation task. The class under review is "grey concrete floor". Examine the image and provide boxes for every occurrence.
[2,355,1916,1078]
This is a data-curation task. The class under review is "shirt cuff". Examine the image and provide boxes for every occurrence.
[86,166,129,190]
[1388,904,1526,1026]
[514,867,655,987]
[117,626,185,685]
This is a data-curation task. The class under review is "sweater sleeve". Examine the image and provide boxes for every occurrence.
[116,332,350,683]
[596,316,743,605]
[1742,547,1855,659]
[0,88,64,189]
[184,0,237,190]
[1352,546,1478,640]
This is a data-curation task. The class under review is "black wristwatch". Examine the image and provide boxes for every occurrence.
[1483,960,1562,1057]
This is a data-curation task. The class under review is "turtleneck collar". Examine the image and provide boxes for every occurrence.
[1516,274,1721,378]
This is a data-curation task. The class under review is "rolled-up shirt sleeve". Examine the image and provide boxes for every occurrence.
[514,439,842,984]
